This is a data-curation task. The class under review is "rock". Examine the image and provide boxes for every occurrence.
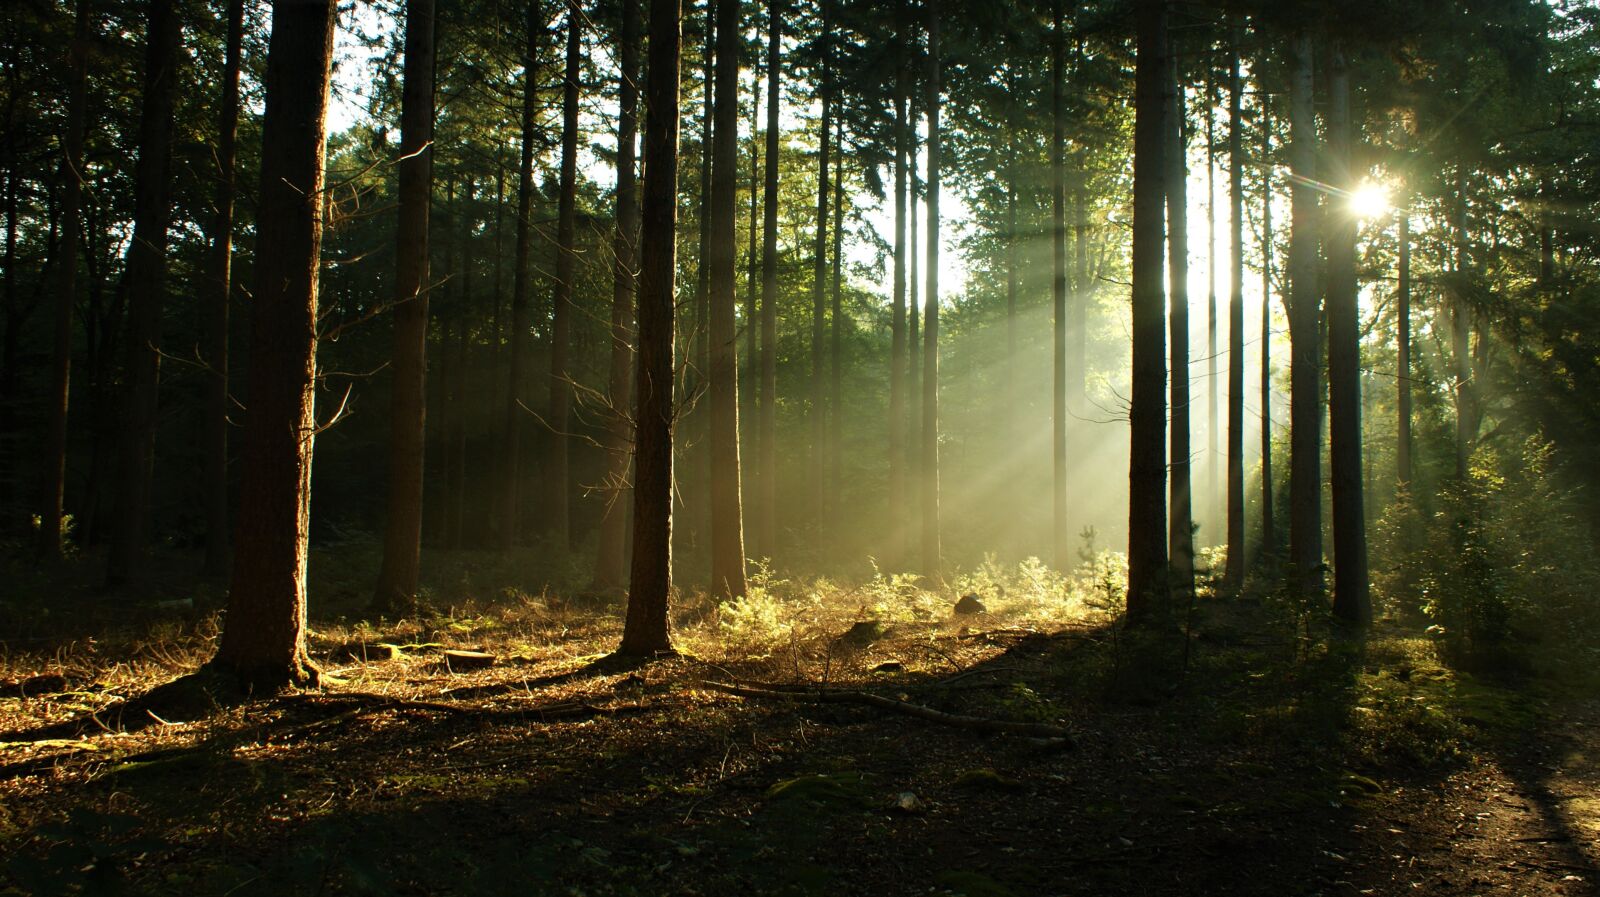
[893,791,925,814]
[836,620,886,648]
[954,593,987,616]
[442,649,496,672]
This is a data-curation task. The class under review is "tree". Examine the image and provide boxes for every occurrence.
[201,0,245,577]
[755,0,780,561]
[1051,0,1069,571]
[1326,41,1370,624]
[373,0,437,613]
[548,0,581,547]
[811,0,831,529]
[1223,34,1245,590]
[1396,207,1412,489]
[1259,102,1276,560]
[210,0,338,690]
[106,0,183,586]
[1287,30,1323,596]
[1127,0,1169,619]
[594,0,641,593]
[707,0,748,599]
[39,0,89,561]
[887,10,908,570]
[619,0,682,657]
[499,3,540,550]
[1166,37,1194,598]
[920,0,941,581]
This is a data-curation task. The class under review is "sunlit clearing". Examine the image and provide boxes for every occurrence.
[1349,181,1391,220]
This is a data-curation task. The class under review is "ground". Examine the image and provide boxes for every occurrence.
[1,556,1596,896]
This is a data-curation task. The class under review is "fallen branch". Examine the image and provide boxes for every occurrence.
[701,680,1075,745]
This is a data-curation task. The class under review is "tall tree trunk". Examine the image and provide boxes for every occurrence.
[887,24,907,570]
[1451,165,1472,481]
[708,0,747,599]
[106,0,183,586]
[1325,42,1369,625]
[211,0,336,690]
[1204,67,1219,543]
[449,179,473,547]
[548,0,581,547]
[756,0,780,561]
[811,1,830,530]
[499,4,540,550]
[830,155,844,509]
[1286,30,1323,595]
[920,0,941,581]
[200,0,244,576]
[594,0,641,592]
[1166,44,1194,597]
[907,133,920,545]
[1259,110,1275,559]
[1223,35,1245,590]
[1396,209,1411,489]
[620,0,682,656]
[1127,0,1169,619]
[744,50,760,514]
[40,0,90,560]
[1051,0,1069,571]
[373,0,436,613]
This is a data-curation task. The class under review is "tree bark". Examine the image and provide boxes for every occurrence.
[811,0,831,530]
[106,0,183,586]
[1166,46,1194,598]
[830,155,844,514]
[1325,42,1370,625]
[548,0,581,548]
[707,0,747,599]
[1127,0,1169,620]
[594,0,641,592]
[1204,66,1219,544]
[1259,109,1275,560]
[619,0,682,657]
[921,0,942,581]
[1287,30,1323,596]
[373,0,436,613]
[887,24,908,570]
[755,0,780,562]
[40,0,90,560]
[211,0,337,691]
[1051,0,1069,571]
[1396,209,1411,489]
[499,3,541,550]
[1223,35,1245,590]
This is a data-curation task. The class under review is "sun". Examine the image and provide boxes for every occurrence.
[1349,181,1392,220]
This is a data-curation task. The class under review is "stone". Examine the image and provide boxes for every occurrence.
[954,594,987,616]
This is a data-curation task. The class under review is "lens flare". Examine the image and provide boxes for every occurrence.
[1349,181,1391,220]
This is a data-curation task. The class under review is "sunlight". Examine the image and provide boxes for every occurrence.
[1349,181,1392,220]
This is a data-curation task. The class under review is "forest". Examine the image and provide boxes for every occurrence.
[3,0,1600,893]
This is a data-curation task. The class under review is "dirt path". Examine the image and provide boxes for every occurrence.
[1348,700,1600,896]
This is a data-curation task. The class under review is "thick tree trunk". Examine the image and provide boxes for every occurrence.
[548,0,581,548]
[887,31,907,570]
[1051,0,1069,571]
[107,0,183,586]
[1204,69,1219,543]
[1127,0,1169,620]
[1223,37,1246,590]
[1326,43,1370,625]
[1166,43,1194,598]
[449,179,472,547]
[1286,31,1323,596]
[594,0,641,592]
[499,5,540,550]
[211,0,336,691]
[200,0,244,576]
[40,0,90,560]
[619,0,682,657]
[373,0,436,613]
[707,0,747,599]
[755,0,780,561]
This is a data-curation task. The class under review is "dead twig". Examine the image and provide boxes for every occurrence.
[700,680,1075,744]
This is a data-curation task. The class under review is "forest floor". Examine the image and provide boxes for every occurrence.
[1,552,1598,896]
